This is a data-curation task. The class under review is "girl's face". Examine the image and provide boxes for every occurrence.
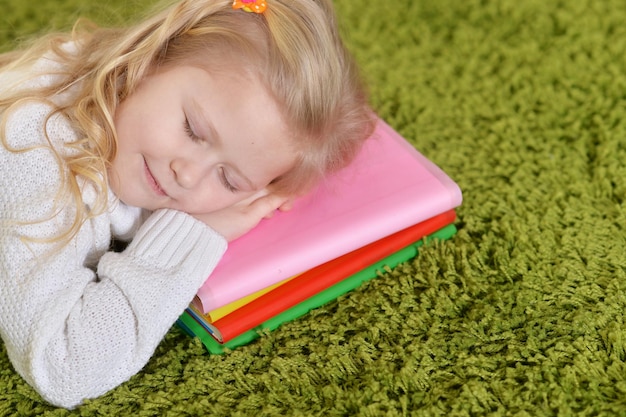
[109,64,296,214]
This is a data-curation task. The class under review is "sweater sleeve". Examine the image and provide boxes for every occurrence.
[2,209,227,409]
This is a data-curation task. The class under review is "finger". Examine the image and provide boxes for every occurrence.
[250,193,289,218]
[235,188,271,207]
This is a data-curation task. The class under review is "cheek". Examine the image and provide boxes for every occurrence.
[113,121,138,158]
[107,163,132,206]
[115,101,157,151]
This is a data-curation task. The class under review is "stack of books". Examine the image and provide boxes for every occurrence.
[177,118,463,354]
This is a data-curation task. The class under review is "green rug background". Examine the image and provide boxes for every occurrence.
[2,0,626,415]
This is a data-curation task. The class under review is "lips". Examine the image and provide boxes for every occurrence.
[143,159,168,197]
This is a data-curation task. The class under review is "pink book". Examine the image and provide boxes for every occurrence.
[194,118,462,313]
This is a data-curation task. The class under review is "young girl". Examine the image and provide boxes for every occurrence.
[0,0,374,409]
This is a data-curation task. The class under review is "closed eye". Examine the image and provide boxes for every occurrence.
[183,117,203,143]
[219,167,238,193]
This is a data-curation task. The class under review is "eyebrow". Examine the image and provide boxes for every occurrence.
[190,99,259,191]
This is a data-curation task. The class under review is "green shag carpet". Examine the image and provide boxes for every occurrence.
[3,0,626,415]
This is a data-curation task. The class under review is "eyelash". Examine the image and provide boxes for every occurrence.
[183,118,202,143]
[219,167,238,193]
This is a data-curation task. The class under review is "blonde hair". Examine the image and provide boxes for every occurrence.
[0,0,374,243]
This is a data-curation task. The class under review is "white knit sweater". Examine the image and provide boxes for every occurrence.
[0,60,227,408]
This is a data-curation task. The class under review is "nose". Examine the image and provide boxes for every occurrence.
[170,158,205,189]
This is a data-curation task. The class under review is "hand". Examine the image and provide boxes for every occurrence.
[192,190,292,242]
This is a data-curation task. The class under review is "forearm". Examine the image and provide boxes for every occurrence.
[2,209,227,408]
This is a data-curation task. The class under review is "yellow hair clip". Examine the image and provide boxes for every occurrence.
[232,0,268,14]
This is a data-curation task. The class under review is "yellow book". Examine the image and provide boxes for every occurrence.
[196,275,297,322]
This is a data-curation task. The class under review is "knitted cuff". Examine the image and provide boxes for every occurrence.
[125,209,227,280]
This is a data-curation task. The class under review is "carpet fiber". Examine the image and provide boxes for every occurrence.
[2,0,626,415]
